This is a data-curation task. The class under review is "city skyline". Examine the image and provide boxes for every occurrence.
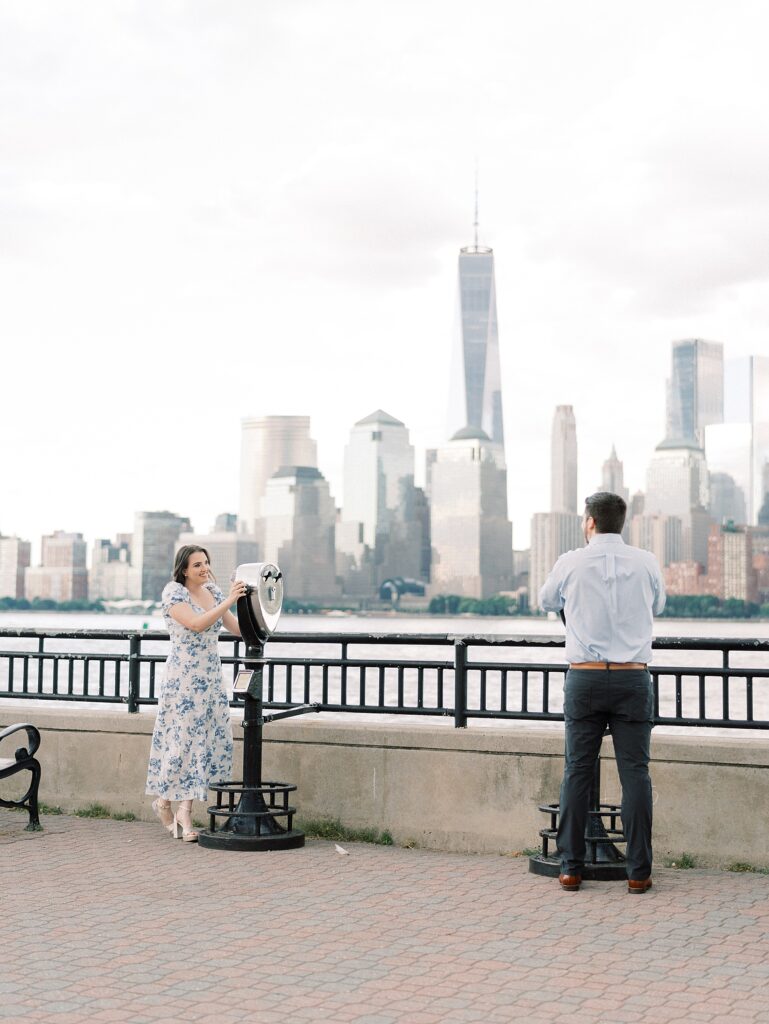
[4,4,769,553]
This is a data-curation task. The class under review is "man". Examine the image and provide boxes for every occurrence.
[539,491,665,894]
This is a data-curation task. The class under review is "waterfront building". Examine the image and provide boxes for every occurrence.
[512,548,530,591]
[89,535,137,601]
[708,472,747,526]
[430,428,512,599]
[645,440,711,562]
[339,410,426,592]
[239,416,318,539]
[132,511,191,602]
[666,338,723,446]
[446,221,505,450]
[529,512,583,611]
[664,560,705,596]
[551,405,578,514]
[751,525,769,600]
[175,530,259,590]
[629,514,683,569]
[25,531,88,603]
[0,534,31,599]
[262,466,339,600]
[704,524,758,603]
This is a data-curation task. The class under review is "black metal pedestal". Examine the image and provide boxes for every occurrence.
[528,755,628,880]
[198,641,306,852]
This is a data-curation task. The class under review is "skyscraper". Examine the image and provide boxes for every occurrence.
[529,512,583,611]
[132,511,191,601]
[706,355,769,524]
[262,467,338,600]
[551,405,578,513]
[239,416,318,538]
[430,428,512,598]
[338,410,426,591]
[446,207,504,450]
[0,534,31,599]
[666,338,724,446]
[600,445,629,502]
[645,442,711,565]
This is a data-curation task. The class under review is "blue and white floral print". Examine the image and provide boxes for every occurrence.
[145,580,233,801]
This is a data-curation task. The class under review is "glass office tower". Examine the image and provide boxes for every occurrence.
[447,245,505,451]
[666,339,724,446]
[712,355,769,524]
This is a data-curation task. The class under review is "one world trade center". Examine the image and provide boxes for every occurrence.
[447,216,505,455]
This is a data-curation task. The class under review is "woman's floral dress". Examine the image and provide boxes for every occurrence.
[145,580,233,801]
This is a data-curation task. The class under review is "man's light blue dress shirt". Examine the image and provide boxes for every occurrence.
[538,533,666,665]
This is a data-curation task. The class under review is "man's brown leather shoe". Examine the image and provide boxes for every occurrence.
[628,877,653,894]
[559,873,582,891]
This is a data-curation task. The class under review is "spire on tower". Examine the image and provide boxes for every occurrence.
[473,163,479,250]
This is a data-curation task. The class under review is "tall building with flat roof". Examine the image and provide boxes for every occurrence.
[529,512,583,611]
[707,355,769,524]
[629,514,683,569]
[25,531,88,602]
[262,467,339,600]
[551,405,578,514]
[430,428,512,599]
[133,511,191,602]
[239,415,317,537]
[89,535,138,601]
[704,524,758,603]
[0,535,31,599]
[339,410,426,591]
[645,441,712,564]
[666,338,723,446]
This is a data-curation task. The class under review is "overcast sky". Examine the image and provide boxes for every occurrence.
[3,1,769,557]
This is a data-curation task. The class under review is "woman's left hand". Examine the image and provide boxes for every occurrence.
[227,579,248,606]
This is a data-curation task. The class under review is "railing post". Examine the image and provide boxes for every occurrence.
[453,639,467,728]
[127,634,140,713]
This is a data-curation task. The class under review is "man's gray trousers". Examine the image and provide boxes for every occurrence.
[557,668,654,880]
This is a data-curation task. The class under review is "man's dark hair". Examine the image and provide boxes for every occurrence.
[584,491,627,534]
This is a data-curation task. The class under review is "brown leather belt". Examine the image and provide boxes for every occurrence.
[570,662,647,671]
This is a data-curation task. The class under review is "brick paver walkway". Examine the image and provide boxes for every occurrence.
[3,809,769,1024]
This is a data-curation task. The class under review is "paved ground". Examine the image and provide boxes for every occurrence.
[3,809,769,1024]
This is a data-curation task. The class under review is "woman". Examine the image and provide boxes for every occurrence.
[145,545,246,842]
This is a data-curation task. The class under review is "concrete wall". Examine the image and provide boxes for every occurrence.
[2,709,768,867]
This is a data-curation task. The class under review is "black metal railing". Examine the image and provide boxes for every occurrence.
[1,628,768,730]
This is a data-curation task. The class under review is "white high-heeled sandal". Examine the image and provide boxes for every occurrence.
[151,798,175,836]
[173,802,199,843]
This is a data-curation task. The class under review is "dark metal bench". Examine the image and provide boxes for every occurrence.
[0,723,42,831]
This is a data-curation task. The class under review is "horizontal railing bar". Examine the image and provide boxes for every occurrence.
[258,658,453,671]
[0,651,129,663]
[2,627,768,654]
[0,692,127,703]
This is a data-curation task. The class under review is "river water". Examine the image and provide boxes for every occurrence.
[1,612,767,734]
